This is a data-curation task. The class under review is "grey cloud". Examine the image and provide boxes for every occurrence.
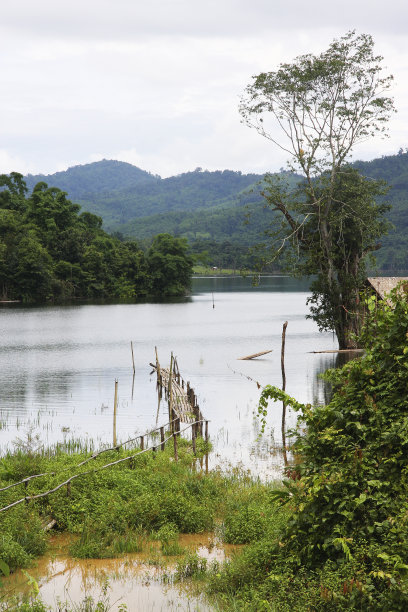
[2,0,408,41]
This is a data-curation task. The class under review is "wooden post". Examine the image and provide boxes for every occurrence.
[169,353,174,430]
[152,446,156,459]
[113,379,118,447]
[205,421,209,474]
[193,404,200,436]
[281,322,288,467]
[173,433,178,462]
[192,424,196,455]
[198,409,203,437]
[160,426,165,451]
[155,346,161,387]
[131,341,135,374]
[140,435,144,450]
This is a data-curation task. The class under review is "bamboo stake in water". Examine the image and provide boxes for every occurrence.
[168,353,174,430]
[113,379,118,447]
[131,371,135,401]
[130,341,135,374]
[205,420,209,474]
[155,346,161,385]
[173,432,178,462]
[281,322,288,467]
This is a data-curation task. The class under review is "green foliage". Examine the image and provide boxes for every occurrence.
[247,287,408,608]
[70,524,145,559]
[0,508,46,573]
[175,551,207,580]
[0,534,30,572]
[156,523,184,556]
[221,484,286,545]
[24,159,156,200]
[147,234,193,296]
[0,174,193,302]
[0,439,235,570]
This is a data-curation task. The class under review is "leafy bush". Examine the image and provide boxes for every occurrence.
[0,534,31,572]
[175,552,207,580]
[250,287,408,608]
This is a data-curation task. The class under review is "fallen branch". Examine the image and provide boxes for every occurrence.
[238,349,273,360]
[310,349,364,354]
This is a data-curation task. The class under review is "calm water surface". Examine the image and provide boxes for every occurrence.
[0,276,339,475]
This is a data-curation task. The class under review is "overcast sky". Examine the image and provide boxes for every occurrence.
[0,0,407,177]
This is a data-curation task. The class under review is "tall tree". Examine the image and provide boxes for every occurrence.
[240,31,395,348]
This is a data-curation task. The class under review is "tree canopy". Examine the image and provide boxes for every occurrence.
[0,174,193,302]
[240,31,395,348]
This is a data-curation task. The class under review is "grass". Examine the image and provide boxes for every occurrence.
[0,434,283,567]
[2,433,309,611]
[192,266,253,276]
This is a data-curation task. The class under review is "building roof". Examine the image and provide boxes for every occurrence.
[367,277,408,300]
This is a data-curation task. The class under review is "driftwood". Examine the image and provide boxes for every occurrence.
[238,349,273,360]
[311,349,364,354]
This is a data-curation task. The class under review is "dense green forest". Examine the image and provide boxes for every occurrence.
[0,173,193,302]
[353,149,408,270]
[23,151,408,271]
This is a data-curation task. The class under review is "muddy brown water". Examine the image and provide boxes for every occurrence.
[2,533,239,610]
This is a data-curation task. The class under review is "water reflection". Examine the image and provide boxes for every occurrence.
[311,351,360,406]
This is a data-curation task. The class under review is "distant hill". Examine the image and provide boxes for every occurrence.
[353,150,408,271]
[22,152,408,270]
[24,159,157,201]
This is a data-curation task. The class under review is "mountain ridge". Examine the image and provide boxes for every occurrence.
[21,152,408,270]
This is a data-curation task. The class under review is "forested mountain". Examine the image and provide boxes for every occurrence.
[21,151,408,271]
[353,150,408,270]
[24,160,157,201]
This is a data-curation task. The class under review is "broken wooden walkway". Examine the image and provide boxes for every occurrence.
[151,349,204,437]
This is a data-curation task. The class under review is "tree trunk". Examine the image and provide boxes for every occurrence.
[336,302,361,349]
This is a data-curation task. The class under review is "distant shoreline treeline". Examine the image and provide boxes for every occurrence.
[0,173,193,303]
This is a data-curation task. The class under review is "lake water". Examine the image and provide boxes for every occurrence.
[0,276,340,476]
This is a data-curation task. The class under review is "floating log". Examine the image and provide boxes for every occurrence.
[310,349,364,354]
[238,349,273,360]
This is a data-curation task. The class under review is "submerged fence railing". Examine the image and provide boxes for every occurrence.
[0,418,209,514]
[0,350,209,514]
